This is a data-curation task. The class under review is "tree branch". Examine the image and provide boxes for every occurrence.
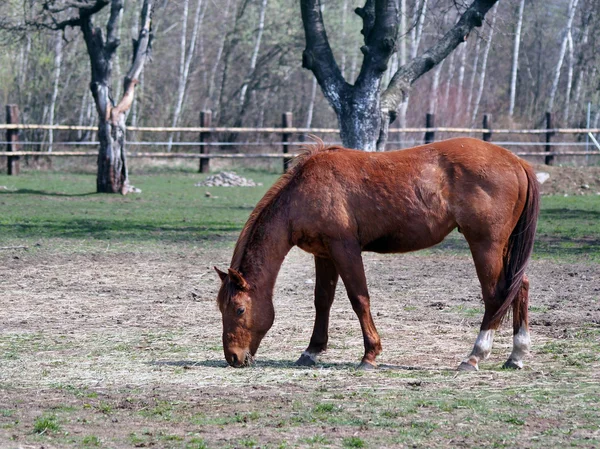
[355,0,399,89]
[300,0,347,113]
[381,0,499,115]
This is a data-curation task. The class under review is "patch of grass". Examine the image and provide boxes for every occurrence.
[186,437,209,449]
[82,435,102,446]
[1,172,598,260]
[33,414,61,434]
[343,436,366,448]
[314,403,339,414]
[302,434,331,445]
[239,437,258,447]
[0,171,278,251]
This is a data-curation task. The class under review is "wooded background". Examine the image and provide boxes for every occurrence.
[1,0,599,144]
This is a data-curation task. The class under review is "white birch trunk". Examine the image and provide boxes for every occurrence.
[429,60,444,114]
[466,38,481,119]
[508,0,525,118]
[113,5,125,100]
[399,0,406,66]
[168,0,205,151]
[456,44,467,116]
[471,5,497,124]
[305,76,318,128]
[204,0,233,111]
[48,33,63,153]
[239,0,268,108]
[442,51,455,112]
[563,31,574,123]
[548,0,579,112]
[340,0,349,78]
[410,0,428,59]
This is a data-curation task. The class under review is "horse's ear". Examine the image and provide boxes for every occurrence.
[228,268,249,291]
[214,266,227,282]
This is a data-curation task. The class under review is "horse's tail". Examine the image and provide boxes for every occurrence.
[489,162,540,328]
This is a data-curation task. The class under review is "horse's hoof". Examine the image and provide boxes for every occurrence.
[457,361,479,371]
[295,353,317,367]
[357,361,377,371]
[502,359,523,370]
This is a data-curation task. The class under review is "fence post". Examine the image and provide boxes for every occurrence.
[6,104,20,176]
[482,114,492,142]
[282,112,292,172]
[424,113,435,144]
[544,112,554,165]
[199,110,211,173]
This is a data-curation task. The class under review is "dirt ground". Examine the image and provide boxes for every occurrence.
[534,164,600,196]
[1,245,599,448]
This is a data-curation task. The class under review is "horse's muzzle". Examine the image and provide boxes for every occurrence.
[225,350,254,367]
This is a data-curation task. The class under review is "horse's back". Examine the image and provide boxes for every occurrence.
[289,138,532,255]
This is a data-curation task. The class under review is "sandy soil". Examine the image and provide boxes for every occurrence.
[1,246,599,447]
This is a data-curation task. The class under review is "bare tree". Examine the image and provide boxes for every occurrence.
[48,32,63,153]
[301,0,499,151]
[471,4,497,124]
[239,0,268,108]
[508,0,525,118]
[548,0,579,112]
[167,0,204,152]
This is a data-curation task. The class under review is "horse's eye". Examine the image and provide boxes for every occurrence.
[236,307,245,316]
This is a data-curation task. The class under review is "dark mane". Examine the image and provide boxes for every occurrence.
[229,139,344,271]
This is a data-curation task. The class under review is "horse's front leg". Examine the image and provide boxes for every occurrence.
[296,256,339,366]
[329,240,382,370]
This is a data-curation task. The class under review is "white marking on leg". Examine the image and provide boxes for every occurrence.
[301,350,318,363]
[473,329,495,360]
[462,330,495,369]
[507,325,530,368]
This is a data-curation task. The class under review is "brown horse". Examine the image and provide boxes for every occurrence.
[215,137,539,371]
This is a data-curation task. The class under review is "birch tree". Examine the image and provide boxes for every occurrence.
[167,0,204,152]
[48,32,63,153]
[508,0,525,118]
[239,0,268,108]
[22,0,155,194]
[471,4,497,124]
[548,0,579,112]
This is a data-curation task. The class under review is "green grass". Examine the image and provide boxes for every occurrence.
[0,171,277,252]
[32,414,61,434]
[2,171,598,259]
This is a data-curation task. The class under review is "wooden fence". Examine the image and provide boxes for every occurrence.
[2,105,600,175]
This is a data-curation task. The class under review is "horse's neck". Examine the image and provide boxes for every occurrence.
[237,208,292,293]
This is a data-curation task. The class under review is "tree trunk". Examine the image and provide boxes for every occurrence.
[168,0,204,151]
[305,76,318,128]
[548,0,579,112]
[508,0,525,118]
[471,5,497,124]
[466,37,481,118]
[79,0,153,194]
[239,0,268,109]
[301,0,499,151]
[563,31,574,124]
[48,32,63,153]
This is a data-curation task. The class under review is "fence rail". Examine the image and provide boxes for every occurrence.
[4,105,600,175]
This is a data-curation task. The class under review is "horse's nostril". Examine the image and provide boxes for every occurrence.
[231,353,238,365]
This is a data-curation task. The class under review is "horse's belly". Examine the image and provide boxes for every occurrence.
[362,235,437,253]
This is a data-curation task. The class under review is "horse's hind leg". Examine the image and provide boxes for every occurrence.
[296,256,339,366]
[458,241,505,371]
[503,275,531,369]
[328,240,381,369]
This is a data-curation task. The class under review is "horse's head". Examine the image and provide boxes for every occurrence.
[215,267,274,367]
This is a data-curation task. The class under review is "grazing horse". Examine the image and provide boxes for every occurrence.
[215,137,539,371]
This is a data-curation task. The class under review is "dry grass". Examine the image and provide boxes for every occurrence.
[1,246,599,448]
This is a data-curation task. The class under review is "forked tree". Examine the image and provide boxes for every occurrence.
[300,0,499,151]
[22,0,154,193]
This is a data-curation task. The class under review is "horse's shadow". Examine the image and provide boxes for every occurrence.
[147,359,454,371]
